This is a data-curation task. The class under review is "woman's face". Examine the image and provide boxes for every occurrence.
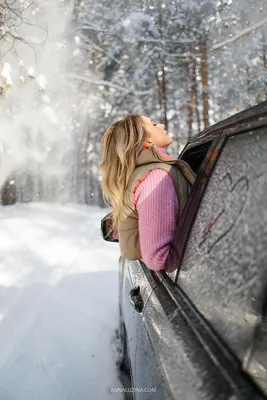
[141,116,173,148]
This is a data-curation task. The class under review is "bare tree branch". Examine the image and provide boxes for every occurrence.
[212,17,267,50]
[67,73,153,96]
[0,0,48,59]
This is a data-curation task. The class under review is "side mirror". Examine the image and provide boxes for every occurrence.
[101,213,119,242]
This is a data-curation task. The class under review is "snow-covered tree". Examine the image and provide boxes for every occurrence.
[1,0,267,206]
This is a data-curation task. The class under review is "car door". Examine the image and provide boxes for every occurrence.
[120,256,161,388]
[129,261,166,399]
[176,127,267,397]
[177,127,267,366]
[138,128,267,399]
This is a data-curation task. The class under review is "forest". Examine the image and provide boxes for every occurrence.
[0,0,266,205]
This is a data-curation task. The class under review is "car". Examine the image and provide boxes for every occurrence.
[101,101,267,400]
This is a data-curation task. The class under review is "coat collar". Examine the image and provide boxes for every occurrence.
[136,146,196,186]
[136,146,174,166]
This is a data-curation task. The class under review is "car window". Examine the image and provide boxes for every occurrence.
[166,136,221,282]
[179,140,213,175]
[177,129,267,365]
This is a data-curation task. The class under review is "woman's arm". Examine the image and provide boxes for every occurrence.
[134,168,179,272]
[112,225,119,240]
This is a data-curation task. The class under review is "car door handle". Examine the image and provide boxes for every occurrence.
[129,286,144,313]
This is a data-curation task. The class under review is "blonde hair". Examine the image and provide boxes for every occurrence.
[99,114,148,229]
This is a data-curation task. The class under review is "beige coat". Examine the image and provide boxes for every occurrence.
[118,147,196,260]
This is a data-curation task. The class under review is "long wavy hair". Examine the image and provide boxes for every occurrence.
[99,114,148,229]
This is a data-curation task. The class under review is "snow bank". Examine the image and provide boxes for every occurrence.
[0,203,122,399]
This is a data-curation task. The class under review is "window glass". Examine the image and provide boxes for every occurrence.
[180,141,212,174]
[178,130,267,362]
[167,139,217,282]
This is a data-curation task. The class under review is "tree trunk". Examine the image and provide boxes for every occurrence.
[185,57,201,137]
[157,10,168,130]
[246,65,251,104]
[161,67,168,130]
[262,32,267,100]
[200,42,209,128]
[79,118,90,204]
[192,58,201,132]
[184,57,193,138]
[24,174,33,202]
[157,68,168,129]
[1,177,16,205]
[37,166,43,201]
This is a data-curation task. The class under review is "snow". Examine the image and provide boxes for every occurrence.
[0,203,123,400]
[27,67,36,79]
[37,75,47,91]
[0,63,13,88]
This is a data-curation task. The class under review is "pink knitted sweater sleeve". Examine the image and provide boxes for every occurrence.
[134,168,179,272]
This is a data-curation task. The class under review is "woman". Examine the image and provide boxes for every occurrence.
[99,114,195,273]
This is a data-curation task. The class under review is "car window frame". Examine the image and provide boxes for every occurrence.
[172,131,227,284]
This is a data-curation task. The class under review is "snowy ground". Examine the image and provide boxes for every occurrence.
[0,203,123,400]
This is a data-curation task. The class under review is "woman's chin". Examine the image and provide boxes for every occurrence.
[164,143,172,149]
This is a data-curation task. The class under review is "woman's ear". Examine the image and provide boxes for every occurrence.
[144,140,153,148]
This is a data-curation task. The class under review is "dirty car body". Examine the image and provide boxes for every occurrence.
[103,101,267,400]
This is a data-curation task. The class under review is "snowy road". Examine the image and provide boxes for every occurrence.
[0,203,123,400]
